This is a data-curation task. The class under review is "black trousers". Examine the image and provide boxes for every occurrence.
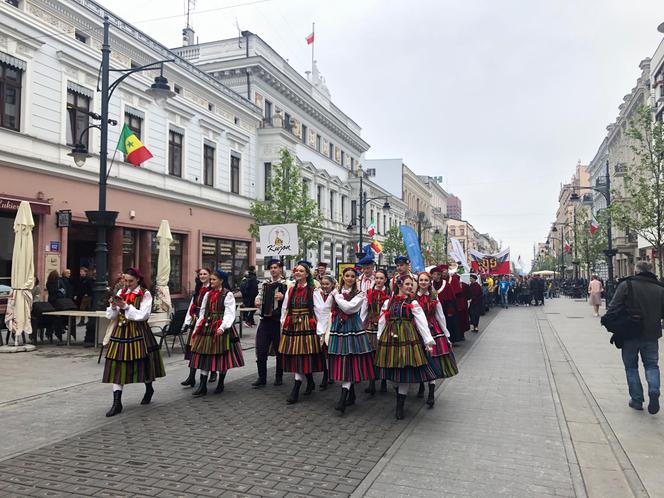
[447,314,462,343]
[255,318,282,378]
[469,303,481,327]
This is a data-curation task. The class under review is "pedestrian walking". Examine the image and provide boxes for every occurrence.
[362,269,390,395]
[279,261,327,404]
[189,269,244,396]
[103,268,165,417]
[240,266,259,326]
[607,261,664,414]
[74,267,93,326]
[468,274,483,332]
[252,259,287,388]
[180,268,211,388]
[318,274,336,390]
[498,275,510,309]
[376,274,436,420]
[45,270,65,343]
[588,275,603,317]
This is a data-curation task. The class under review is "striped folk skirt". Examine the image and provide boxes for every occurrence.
[279,309,325,374]
[427,323,458,379]
[103,320,166,384]
[375,319,436,383]
[189,321,245,373]
[328,313,375,382]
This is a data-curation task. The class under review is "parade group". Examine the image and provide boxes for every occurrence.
[101,255,497,421]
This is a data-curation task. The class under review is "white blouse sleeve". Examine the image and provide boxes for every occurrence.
[412,301,434,346]
[313,289,327,336]
[333,290,365,314]
[376,300,389,340]
[105,306,119,320]
[125,290,152,321]
[360,298,368,324]
[220,291,236,331]
[435,300,450,338]
[280,286,292,328]
[183,295,195,326]
[194,293,208,331]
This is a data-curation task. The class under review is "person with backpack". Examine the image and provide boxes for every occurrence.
[606,261,664,414]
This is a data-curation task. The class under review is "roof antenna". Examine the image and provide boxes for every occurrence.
[235,18,242,48]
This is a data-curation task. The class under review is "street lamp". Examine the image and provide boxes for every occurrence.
[352,166,391,259]
[68,16,175,310]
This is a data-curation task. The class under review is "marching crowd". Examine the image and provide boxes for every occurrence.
[99,255,495,421]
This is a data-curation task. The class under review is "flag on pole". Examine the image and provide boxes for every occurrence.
[117,124,152,166]
[367,220,376,238]
[305,32,314,45]
[564,240,572,253]
[590,216,599,235]
[371,240,383,254]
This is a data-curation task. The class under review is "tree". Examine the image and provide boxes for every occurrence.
[574,208,607,279]
[249,149,323,261]
[382,226,406,264]
[426,231,446,265]
[532,255,558,272]
[610,105,664,277]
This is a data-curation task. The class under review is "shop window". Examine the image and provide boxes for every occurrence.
[122,228,137,271]
[66,90,90,147]
[150,232,183,293]
[201,236,249,289]
[0,213,14,288]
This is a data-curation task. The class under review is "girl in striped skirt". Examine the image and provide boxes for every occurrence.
[416,272,458,408]
[318,274,337,390]
[362,269,390,395]
[376,274,436,420]
[279,261,327,404]
[189,270,244,396]
[328,267,374,414]
[180,268,211,388]
[103,268,165,417]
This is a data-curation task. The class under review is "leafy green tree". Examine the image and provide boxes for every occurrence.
[426,231,446,265]
[382,226,406,264]
[610,105,664,276]
[249,149,323,261]
[532,255,558,272]
[574,208,607,279]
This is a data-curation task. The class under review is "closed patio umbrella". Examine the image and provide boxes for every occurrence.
[154,219,173,315]
[3,201,36,351]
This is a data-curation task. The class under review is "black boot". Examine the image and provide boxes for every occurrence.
[365,380,376,395]
[193,374,208,396]
[274,373,283,386]
[345,384,356,406]
[380,379,387,393]
[426,383,435,408]
[287,380,302,404]
[335,388,349,414]
[417,382,425,398]
[181,367,196,387]
[303,374,315,395]
[396,393,406,420]
[252,361,267,388]
[209,372,217,383]
[106,390,123,417]
[141,383,154,405]
[214,372,226,394]
[320,369,329,390]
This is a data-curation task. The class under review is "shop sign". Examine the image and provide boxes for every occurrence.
[0,196,51,215]
[49,241,60,252]
[258,223,299,257]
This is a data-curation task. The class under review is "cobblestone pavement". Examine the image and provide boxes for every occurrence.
[0,313,495,498]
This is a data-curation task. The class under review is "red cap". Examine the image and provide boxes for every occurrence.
[431,264,449,273]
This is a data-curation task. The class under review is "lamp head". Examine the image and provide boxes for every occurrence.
[551,226,558,233]
[68,144,91,168]
[382,200,391,211]
[146,72,176,105]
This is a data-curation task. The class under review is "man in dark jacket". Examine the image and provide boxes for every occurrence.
[607,261,664,414]
[240,266,259,326]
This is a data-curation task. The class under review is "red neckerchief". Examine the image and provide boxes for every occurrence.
[382,293,414,317]
[208,288,223,306]
[119,286,144,306]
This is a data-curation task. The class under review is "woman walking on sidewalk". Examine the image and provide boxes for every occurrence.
[180,268,211,388]
[362,269,390,395]
[588,275,603,317]
[103,268,165,417]
[279,261,327,404]
[376,274,436,420]
[328,267,374,414]
[318,274,337,390]
[189,270,244,396]
[415,272,458,408]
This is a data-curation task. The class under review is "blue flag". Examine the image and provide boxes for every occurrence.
[399,225,425,273]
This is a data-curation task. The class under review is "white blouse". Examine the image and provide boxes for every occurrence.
[280,283,327,336]
[416,291,450,338]
[194,290,236,333]
[106,288,152,322]
[334,288,367,323]
[376,297,434,346]
[183,284,210,326]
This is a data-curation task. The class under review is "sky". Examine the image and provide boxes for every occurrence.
[99,0,664,270]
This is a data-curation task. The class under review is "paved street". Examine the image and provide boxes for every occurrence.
[2,299,664,497]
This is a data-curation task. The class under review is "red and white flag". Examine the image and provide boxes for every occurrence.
[305,32,314,45]
[590,216,599,235]
[564,240,572,253]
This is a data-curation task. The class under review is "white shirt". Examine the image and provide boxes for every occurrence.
[194,290,236,333]
[334,288,368,323]
[376,297,434,346]
[280,283,327,336]
[416,291,450,338]
[106,287,152,322]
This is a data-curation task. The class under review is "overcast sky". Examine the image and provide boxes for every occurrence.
[100,0,664,269]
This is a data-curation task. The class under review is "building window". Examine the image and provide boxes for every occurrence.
[124,112,142,139]
[5,0,19,7]
[66,90,90,147]
[383,215,386,235]
[302,179,310,197]
[350,157,355,173]
[316,134,322,152]
[284,112,292,131]
[264,99,272,124]
[459,227,465,236]
[202,236,249,288]
[329,191,335,221]
[151,232,183,293]
[329,142,334,160]
[203,143,215,187]
[317,185,323,212]
[351,200,357,224]
[74,30,88,44]
[122,228,137,270]
[341,195,347,222]
[168,130,183,177]
[264,162,272,199]
[330,241,336,270]
[340,150,345,167]
[230,153,240,194]
[450,228,456,237]
[173,84,181,94]
[301,124,307,144]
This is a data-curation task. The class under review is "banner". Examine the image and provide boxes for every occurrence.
[469,247,510,275]
[258,223,299,257]
[449,238,470,273]
[400,225,425,273]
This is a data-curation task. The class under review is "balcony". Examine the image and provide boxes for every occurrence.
[614,163,628,176]
[614,234,638,251]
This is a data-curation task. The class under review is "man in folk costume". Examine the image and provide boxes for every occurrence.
[315,262,329,282]
[454,272,470,341]
[431,265,461,345]
[252,259,288,388]
[358,255,376,292]
[390,256,415,293]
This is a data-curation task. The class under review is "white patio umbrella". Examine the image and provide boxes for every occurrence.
[155,219,173,315]
[3,201,35,349]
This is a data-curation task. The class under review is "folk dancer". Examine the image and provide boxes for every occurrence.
[455,273,471,340]
[416,272,458,408]
[318,274,337,390]
[389,255,415,293]
[315,262,329,282]
[432,265,461,345]
[103,268,165,417]
[181,268,211,388]
[358,255,376,292]
[189,270,244,396]
[279,261,327,404]
[468,274,484,332]
[362,269,390,395]
[252,259,287,388]
[376,274,436,420]
[327,267,374,414]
